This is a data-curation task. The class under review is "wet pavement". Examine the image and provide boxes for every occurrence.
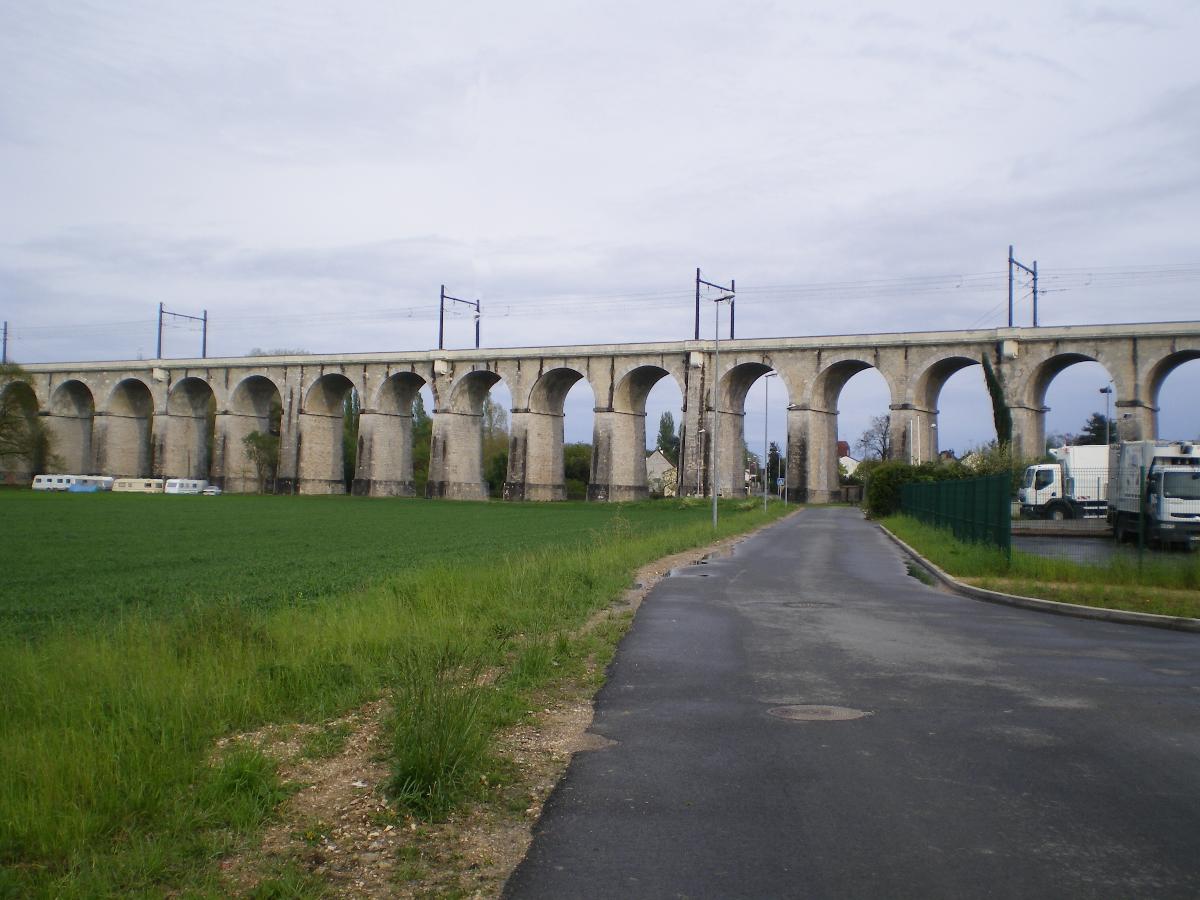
[506,507,1200,899]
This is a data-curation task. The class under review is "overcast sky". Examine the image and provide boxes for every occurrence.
[2,1,1198,454]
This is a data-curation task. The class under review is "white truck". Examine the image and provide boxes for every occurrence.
[1108,441,1200,548]
[1018,444,1109,520]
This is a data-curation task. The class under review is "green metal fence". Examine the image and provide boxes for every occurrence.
[901,474,1012,556]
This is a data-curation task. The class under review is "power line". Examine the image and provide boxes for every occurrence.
[6,262,1200,348]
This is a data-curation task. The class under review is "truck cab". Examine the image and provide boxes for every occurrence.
[1019,465,1062,518]
[1144,466,1200,547]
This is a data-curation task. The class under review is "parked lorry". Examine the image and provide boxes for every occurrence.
[1108,440,1200,548]
[1018,444,1109,520]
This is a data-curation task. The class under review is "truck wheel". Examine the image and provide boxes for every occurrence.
[1047,503,1071,521]
[1114,516,1127,543]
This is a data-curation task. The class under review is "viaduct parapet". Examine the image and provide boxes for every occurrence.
[4,321,1199,503]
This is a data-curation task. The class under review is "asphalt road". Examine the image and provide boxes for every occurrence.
[505,507,1200,899]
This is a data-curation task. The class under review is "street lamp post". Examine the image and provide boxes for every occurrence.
[763,372,777,512]
[711,292,734,530]
[1100,385,1114,446]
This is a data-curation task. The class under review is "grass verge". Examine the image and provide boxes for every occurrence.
[881,514,1200,619]
[0,496,788,897]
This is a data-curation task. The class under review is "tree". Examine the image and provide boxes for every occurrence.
[563,442,591,499]
[0,363,61,475]
[655,412,680,465]
[242,430,280,493]
[411,393,433,493]
[767,441,783,487]
[482,395,509,495]
[342,390,361,489]
[1075,411,1116,445]
[855,414,891,461]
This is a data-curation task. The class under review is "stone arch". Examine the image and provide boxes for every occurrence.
[910,355,993,460]
[219,375,284,493]
[373,371,426,415]
[356,371,427,496]
[705,362,777,498]
[47,380,95,474]
[298,373,357,494]
[427,369,508,501]
[591,364,679,501]
[811,358,881,412]
[163,377,215,480]
[98,378,154,477]
[1146,350,1200,438]
[449,369,502,415]
[231,374,283,419]
[506,367,589,501]
[795,358,894,503]
[912,356,979,413]
[528,367,584,415]
[0,379,41,482]
[613,364,678,414]
[1020,352,1124,450]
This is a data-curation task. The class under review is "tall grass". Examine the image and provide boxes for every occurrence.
[0,497,784,897]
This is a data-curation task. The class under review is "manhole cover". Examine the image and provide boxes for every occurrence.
[767,705,871,722]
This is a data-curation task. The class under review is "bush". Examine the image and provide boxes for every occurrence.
[863,460,966,518]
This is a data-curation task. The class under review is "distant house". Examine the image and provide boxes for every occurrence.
[837,440,859,476]
[646,449,677,497]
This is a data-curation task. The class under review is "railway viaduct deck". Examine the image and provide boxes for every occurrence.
[5,321,1199,502]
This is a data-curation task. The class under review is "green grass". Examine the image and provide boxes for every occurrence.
[882,514,1200,618]
[0,493,787,897]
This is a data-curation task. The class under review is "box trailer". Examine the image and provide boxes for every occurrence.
[1108,441,1200,548]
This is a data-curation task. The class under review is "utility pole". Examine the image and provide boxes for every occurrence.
[696,269,736,341]
[2,320,7,364]
[763,371,776,512]
[157,305,209,359]
[439,285,481,350]
[1008,246,1039,327]
[705,275,735,529]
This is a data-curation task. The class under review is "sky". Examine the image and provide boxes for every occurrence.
[2,0,1198,456]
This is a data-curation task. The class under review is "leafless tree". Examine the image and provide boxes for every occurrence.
[855,414,892,461]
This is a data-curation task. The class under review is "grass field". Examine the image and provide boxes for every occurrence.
[882,514,1200,618]
[0,492,788,897]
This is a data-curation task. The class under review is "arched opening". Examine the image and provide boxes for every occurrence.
[1036,358,1118,454]
[298,373,358,494]
[358,371,426,496]
[47,380,95,474]
[506,367,588,501]
[1150,353,1200,441]
[222,375,283,493]
[832,367,893,461]
[100,379,154,477]
[709,362,780,498]
[913,357,996,461]
[164,377,216,480]
[428,370,508,501]
[0,379,42,483]
[792,360,892,503]
[562,379,596,500]
[740,368,790,502]
[598,364,684,501]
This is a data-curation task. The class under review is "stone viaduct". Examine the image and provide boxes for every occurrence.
[4,321,1199,502]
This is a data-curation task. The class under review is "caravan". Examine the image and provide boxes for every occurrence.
[164,478,208,495]
[32,475,113,492]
